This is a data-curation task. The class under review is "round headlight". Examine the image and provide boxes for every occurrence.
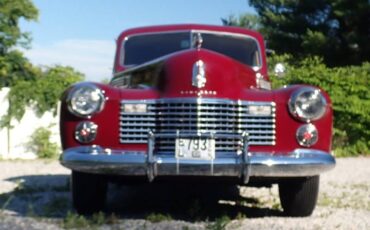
[67,83,105,117]
[289,87,327,122]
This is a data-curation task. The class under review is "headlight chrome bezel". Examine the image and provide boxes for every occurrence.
[288,87,327,122]
[67,83,106,118]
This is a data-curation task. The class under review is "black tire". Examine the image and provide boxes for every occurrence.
[279,176,319,217]
[71,171,107,215]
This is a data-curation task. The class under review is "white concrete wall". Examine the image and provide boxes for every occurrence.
[0,87,60,159]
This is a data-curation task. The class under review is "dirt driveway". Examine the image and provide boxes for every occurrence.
[0,157,369,230]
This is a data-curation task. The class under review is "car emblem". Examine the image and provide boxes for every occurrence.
[192,60,206,88]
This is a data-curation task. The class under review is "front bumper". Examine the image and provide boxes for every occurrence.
[60,144,335,183]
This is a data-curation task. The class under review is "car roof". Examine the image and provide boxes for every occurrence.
[117,24,264,42]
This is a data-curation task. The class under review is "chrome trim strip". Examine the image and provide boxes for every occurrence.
[121,98,275,105]
[60,146,335,179]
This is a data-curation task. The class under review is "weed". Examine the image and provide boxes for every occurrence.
[62,211,121,229]
[91,212,106,226]
[27,126,59,159]
[271,197,282,210]
[0,195,14,211]
[62,211,89,229]
[235,212,246,220]
[318,191,370,210]
[26,203,36,217]
[146,212,172,223]
[318,193,332,207]
[206,215,231,230]
[350,183,370,191]
[106,213,119,225]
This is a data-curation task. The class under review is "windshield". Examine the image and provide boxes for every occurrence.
[123,31,261,67]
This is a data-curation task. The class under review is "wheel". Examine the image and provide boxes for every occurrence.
[278,176,319,217]
[71,171,107,215]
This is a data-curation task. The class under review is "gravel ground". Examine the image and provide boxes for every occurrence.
[0,157,369,229]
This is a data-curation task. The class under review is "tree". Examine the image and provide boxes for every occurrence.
[230,0,370,66]
[1,65,84,128]
[0,50,38,87]
[0,1,84,129]
[0,0,38,87]
[0,0,38,53]
[32,65,84,116]
[222,14,261,31]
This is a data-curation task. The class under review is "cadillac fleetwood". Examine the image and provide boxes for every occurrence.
[60,24,335,216]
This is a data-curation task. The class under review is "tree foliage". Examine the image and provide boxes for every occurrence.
[226,0,370,66]
[221,13,261,31]
[1,65,84,128]
[0,0,84,129]
[0,0,38,54]
[0,0,38,87]
[269,55,370,156]
[0,50,38,87]
[223,1,370,155]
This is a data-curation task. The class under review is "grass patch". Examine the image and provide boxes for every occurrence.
[62,211,119,229]
[206,215,231,230]
[235,212,246,220]
[146,212,172,223]
[62,212,90,229]
[318,191,370,210]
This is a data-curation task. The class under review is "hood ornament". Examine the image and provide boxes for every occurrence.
[193,33,203,49]
[192,60,206,88]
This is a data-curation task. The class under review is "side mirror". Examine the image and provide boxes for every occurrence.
[274,63,286,78]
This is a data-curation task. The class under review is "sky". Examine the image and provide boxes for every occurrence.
[20,0,254,82]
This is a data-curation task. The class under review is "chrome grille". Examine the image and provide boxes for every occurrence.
[120,98,276,152]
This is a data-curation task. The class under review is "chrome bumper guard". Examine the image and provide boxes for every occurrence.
[60,132,335,183]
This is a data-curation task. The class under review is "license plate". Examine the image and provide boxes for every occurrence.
[175,138,215,160]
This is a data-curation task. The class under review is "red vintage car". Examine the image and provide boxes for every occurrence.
[60,24,335,216]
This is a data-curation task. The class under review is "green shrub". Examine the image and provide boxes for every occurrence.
[269,55,370,156]
[27,126,59,159]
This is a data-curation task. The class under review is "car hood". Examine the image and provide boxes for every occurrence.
[112,48,259,99]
